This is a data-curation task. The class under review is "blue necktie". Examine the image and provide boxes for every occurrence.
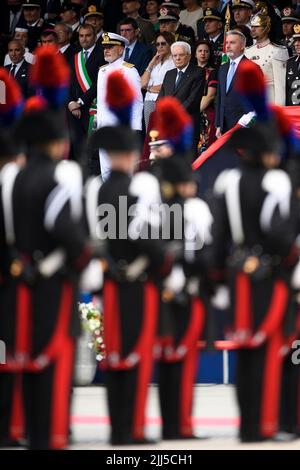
[84,50,89,63]
[226,61,236,92]
[124,47,130,61]
[175,70,184,90]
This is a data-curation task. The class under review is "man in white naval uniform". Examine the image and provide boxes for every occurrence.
[96,32,143,181]
[245,13,289,105]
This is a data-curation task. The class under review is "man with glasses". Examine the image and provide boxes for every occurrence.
[119,17,153,75]
[96,32,143,180]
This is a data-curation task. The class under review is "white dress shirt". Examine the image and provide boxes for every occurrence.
[145,55,175,101]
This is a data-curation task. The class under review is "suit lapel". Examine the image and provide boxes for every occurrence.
[173,64,192,95]
[222,62,229,95]
[130,42,138,62]
[169,69,177,94]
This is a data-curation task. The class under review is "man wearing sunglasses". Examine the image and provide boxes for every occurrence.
[96,32,143,181]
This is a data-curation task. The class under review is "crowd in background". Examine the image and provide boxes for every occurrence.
[2,0,300,179]
[1,0,300,449]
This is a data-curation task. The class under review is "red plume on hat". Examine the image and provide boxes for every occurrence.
[155,97,193,153]
[0,67,23,126]
[23,95,48,114]
[270,104,300,157]
[29,45,70,108]
[235,59,300,157]
[105,70,136,126]
[235,60,270,121]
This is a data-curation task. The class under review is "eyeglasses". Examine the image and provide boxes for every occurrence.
[120,28,134,33]
[156,41,167,46]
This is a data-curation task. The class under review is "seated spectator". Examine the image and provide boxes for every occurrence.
[195,39,218,152]
[141,31,175,129]
[144,0,160,31]
[180,0,203,35]
[119,17,153,75]
[158,40,205,156]
[3,27,35,65]
[121,0,155,45]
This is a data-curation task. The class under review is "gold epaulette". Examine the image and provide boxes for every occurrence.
[123,61,135,68]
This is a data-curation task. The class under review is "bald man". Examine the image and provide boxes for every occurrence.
[5,40,32,98]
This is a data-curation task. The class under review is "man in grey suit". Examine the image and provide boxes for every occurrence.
[158,41,205,157]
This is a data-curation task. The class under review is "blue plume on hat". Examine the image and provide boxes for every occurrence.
[155,97,193,153]
[29,45,70,109]
[105,70,136,126]
[0,68,23,127]
[235,60,300,160]
[235,60,270,122]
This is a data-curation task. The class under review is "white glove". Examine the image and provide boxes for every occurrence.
[163,265,186,295]
[80,260,103,292]
[238,111,256,128]
[291,258,300,289]
[211,285,230,310]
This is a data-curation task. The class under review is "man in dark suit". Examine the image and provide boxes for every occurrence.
[5,39,31,98]
[197,30,256,195]
[158,40,205,157]
[215,30,255,136]
[54,21,77,66]
[67,23,105,161]
[119,17,153,75]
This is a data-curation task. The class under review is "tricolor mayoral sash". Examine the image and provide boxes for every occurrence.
[74,51,97,133]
